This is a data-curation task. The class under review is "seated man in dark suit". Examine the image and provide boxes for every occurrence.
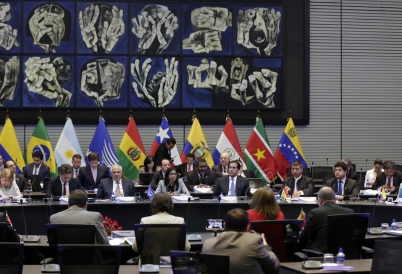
[78,152,109,190]
[0,211,20,242]
[23,150,50,186]
[4,160,26,192]
[96,164,136,199]
[213,160,249,197]
[236,160,255,178]
[46,164,84,199]
[212,152,230,178]
[186,159,216,191]
[176,153,196,179]
[150,158,170,190]
[279,160,314,197]
[326,161,359,201]
[298,187,354,252]
[372,160,402,194]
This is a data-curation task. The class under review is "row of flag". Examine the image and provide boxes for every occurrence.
[0,114,307,182]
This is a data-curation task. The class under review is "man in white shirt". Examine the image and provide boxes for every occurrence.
[279,160,314,197]
[96,164,136,199]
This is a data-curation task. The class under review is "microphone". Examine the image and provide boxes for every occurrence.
[217,196,221,219]
[186,197,201,241]
[20,199,41,243]
[311,162,314,180]
[367,194,383,235]
[39,252,60,273]
[43,197,50,223]
[366,159,368,171]
[359,168,362,187]
[326,158,328,167]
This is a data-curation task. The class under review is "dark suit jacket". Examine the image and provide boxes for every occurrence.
[347,170,358,181]
[23,163,50,182]
[154,143,171,166]
[212,164,228,178]
[96,178,136,199]
[372,170,402,194]
[279,176,315,196]
[242,170,256,178]
[298,202,354,252]
[213,176,249,196]
[78,166,109,190]
[15,174,27,192]
[46,177,84,198]
[327,177,360,197]
[326,178,359,198]
[150,171,164,190]
[176,163,196,178]
[0,212,20,242]
[186,170,216,191]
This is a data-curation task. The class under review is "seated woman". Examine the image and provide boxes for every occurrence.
[0,168,22,199]
[155,168,189,196]
[141,155,157,173]
[132,192,191,252]
[247,186,284,225]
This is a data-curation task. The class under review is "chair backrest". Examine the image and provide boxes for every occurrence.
[57,244,121,274]
[327,213,369,259]
[0,242,24,274]
[46,224,96,263]
[321,170,334,185]
[134,224,187,265]
[311,166,332,180]
[0,223,9,242]
[370,240,402,274]
[170,250,230,274]
[250,219,302,262]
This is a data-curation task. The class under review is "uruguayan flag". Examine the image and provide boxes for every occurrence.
[87,118,118,168]
[55,118,85,167]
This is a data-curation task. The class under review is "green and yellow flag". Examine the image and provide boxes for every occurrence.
[116,117,146,180]
[26,118,57,176]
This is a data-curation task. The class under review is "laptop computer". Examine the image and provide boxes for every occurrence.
[170,251,229,274]
[139,173,153,185]
[31,175,41,192]
[248,178,263,189]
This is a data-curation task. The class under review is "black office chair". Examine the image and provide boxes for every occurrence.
[296,213,369,260]
[311,166,332,181]
[0,242,24,274]
[251,220,302,262]
[0,222,20,243]
[46,224,96,264]
[370,240,402,274]
[395,165,402,172]
[134,224,187,265]
[321,171,334,185]
[0,222,9,242]
[170,250,230,274]
[57,244,122,274]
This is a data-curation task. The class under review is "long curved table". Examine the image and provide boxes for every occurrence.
[2,198,402,235]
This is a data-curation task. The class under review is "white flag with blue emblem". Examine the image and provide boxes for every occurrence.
[147,185,155,199]
[55,118,85,167]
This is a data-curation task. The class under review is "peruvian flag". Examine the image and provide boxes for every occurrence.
[149,117,181,166]
[212,118,245,167]
[244,118,278,183]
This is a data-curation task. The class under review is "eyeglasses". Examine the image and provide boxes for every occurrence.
[112,171,121,174]
[169,173,177,176]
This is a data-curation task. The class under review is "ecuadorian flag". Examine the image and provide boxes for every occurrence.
[180,117,214,168]
[26,118,57,176]
[274,118,307,179]
[0,119,26,173]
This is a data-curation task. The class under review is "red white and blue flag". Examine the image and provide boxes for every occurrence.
[149,117,181,166]
[212,118,245,167]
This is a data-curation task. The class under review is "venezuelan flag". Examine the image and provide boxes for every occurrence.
[0,119,25,173]
[180,117,214,168]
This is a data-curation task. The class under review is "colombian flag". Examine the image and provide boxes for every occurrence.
[379,187,387,203]
[26,118,57,176]
[116,117,146,180]
[274,118,307,179]
[180,117,214,168]
[0,119,25,174]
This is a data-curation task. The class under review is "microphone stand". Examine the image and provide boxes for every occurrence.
[20,199,41,243]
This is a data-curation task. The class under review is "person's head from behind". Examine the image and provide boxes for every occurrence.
[150,192,174,214]
[250,186,280,219]
[68,189,88,209]
[0,168,13,188]
[317,187,335,206]
[373,158,383,174]
[224,208,249,232]
[144,155,155,172]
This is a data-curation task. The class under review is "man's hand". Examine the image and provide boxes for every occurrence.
[261,233,268,246]
[336,195,344,201]
[79,4,99,52]
[292,191,302,198]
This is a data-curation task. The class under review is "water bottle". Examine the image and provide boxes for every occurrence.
[365,179,370,188]
[111,192,116,202]
[391,218,397,230]
[220,192,223,197]
[336,248,345,265]
[377,187,381,196]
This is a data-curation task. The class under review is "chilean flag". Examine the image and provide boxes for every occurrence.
[212,118,246,168]
[149,117,182,166]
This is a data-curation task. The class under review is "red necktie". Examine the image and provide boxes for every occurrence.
[63,183,67,196]
[187,165,191,172]
[387,177,391,187]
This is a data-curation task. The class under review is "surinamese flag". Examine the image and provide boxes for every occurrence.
[244,118,277,183]
[117,117,146,180]
[149,117,181,166]
[212,117,245,167]
[87,118,118,168]
[0,118,26,174]
[54,118,85,167]
[274,118,307,179]
[26,118,58,176]
[180,117,214,168]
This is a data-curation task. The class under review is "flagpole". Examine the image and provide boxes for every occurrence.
[38,109,42,119]
[192,109,196,122]
[162,108,165,118]
[99,108,102,119]
[288,109,292,121]
[226,109,230,121]
[5,109,9,122]
[66,109,70,119]
[129,108,133,119]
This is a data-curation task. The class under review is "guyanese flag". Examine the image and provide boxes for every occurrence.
[244,118,277,184]
[116,117,146,180]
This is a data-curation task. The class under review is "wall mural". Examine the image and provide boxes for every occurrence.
[0,1,283,110]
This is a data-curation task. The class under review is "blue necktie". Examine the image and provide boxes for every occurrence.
[337,180,342,195]
[230,178,235,196]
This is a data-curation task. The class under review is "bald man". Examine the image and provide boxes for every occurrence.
[212,152,230,178]
[96,164,136,199]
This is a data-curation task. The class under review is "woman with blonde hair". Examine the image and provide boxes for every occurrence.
[247,186,284,225]
[0,168,22,198]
